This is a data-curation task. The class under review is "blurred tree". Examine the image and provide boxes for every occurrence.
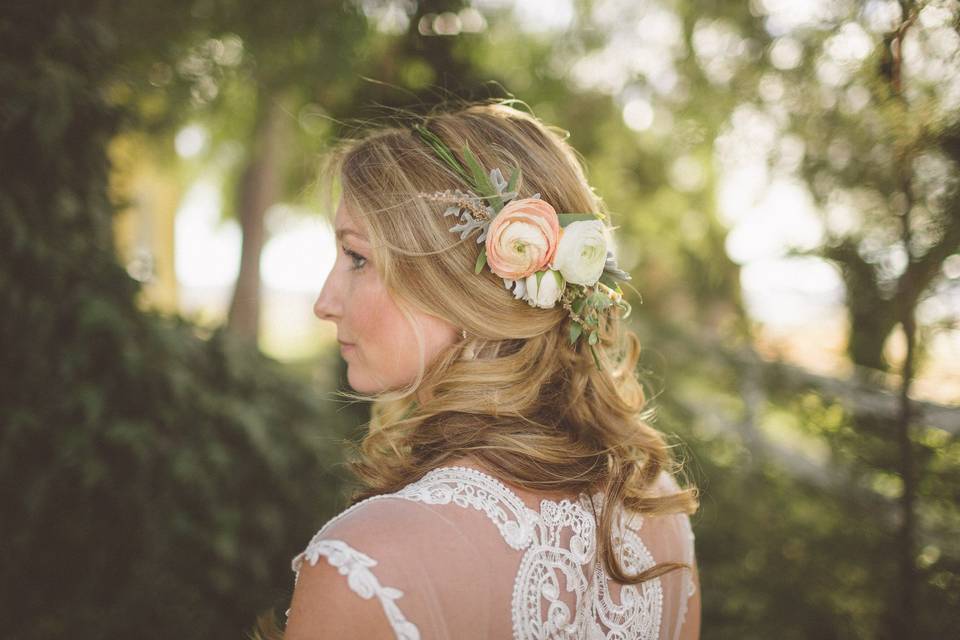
[3,0,958,638]
[763,2,960,633]
[109,1,369,340]
[116,0,502,342]
[0,2,359,638]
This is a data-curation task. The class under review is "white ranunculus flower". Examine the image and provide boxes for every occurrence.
[523,269,565,309]
[551,220,609,286]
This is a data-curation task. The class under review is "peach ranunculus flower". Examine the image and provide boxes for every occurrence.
[484,197,561,280]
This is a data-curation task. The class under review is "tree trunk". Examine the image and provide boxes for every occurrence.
[227,93,286,342]
[888,6,919,634]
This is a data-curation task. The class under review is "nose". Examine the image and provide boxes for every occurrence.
[313,271,341,323]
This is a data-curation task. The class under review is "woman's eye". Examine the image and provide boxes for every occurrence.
[342,246,367,271]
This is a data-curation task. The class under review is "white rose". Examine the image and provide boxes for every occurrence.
[523,269,564,309]
[550,220,609,286]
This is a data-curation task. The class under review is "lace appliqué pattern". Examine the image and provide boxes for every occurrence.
[397,466,664,640]
[288,465,680,640]
[585,493,664,640]
[290,538,420,640]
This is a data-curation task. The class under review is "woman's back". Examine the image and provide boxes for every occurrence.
[284,456,699,639]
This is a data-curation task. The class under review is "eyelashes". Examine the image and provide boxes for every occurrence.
[341,245,368,271]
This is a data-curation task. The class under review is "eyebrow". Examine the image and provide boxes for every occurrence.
[335,228,367,241]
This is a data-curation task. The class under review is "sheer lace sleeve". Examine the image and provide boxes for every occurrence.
[636,471,700,640]
[283,496,494,640]
[284,465,699,639]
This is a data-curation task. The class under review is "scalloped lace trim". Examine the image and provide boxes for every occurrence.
[288,538,420,640]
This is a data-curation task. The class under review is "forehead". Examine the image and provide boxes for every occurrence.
[334,199,353,227]
[334,200,368,240]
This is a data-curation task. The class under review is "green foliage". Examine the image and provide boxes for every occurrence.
[2,1,958,639]
[474,246,488,274]
[647,325,960,639]
[557,212,603,226]
[462,143,499,203]
[0,5,355,639]
[413,123,474,183]
[412,124,513,212]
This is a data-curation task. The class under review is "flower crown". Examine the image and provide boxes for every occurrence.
[412,124,634,369]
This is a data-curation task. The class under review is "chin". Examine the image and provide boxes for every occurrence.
[346,366,388,395]
[346,363,415,396]
[345,368,374,394]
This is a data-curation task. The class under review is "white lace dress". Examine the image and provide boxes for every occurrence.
[283,462,698,639]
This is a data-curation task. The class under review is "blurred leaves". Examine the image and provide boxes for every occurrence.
[0,3,357,639]
[1,0,958,639]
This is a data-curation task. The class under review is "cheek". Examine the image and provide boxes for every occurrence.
[419,315,459,359]
[346,279,409,350]
[342,275,458,390]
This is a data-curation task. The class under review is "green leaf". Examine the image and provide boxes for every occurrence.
[588,330,599,345]
[572,297,586,315]
[462,144,496,197]
[569,322,583,344]
[474,247,487,274]
[598,272,619,289]
[413,125,472,183]
[588,292,612,308]
[589,344,604,371]
[601,266,632,283]
[506,165,520,193]
[557,213,601,227]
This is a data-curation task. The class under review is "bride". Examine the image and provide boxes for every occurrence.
[270,101,700,639]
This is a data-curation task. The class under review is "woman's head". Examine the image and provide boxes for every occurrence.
[313,100,697,588]
[315,101,604,400]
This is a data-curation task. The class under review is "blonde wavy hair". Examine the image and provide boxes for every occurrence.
[251,100,698,638]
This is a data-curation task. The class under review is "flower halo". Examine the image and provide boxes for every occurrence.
[412,123,633,370]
